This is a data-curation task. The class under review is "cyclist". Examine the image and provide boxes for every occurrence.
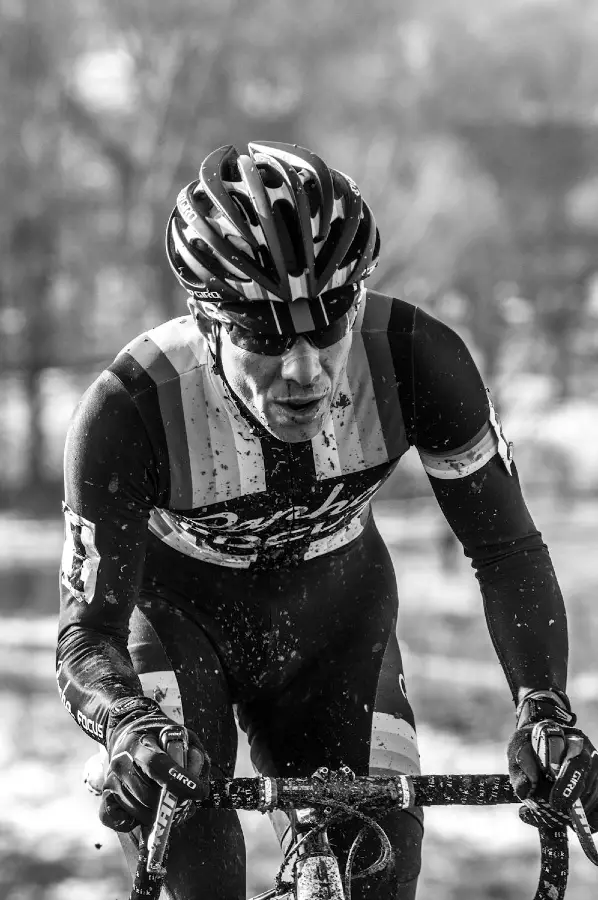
[57,141,598,900]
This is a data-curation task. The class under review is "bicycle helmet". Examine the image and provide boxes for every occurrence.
[166,142,379,334]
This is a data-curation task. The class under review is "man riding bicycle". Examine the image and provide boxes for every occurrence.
[57,141,598,899]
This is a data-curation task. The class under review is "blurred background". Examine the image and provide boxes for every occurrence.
[2,0,598,896]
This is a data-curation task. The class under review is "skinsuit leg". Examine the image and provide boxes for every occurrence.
[118,516,422,899]
[118,597,246,900]
[239,628,422,900]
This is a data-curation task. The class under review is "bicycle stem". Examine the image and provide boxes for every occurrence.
[294,822,345,900]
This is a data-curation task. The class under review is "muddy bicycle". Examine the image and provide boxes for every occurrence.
[127,727,598,900]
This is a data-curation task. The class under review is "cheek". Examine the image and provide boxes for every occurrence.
[220,340,276,403]
[324,338,352,383]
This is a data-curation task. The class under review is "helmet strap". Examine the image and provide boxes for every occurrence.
[212,321,223,372]
[187,294,221,359]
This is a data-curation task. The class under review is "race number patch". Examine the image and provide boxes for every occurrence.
[61,504,101,604]
[487,390,514,475]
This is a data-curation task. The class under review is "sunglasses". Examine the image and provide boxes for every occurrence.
[225,315,352,356]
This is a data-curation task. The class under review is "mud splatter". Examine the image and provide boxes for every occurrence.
[333,392,351,410]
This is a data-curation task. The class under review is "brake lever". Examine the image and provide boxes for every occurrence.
[146,725,189,875]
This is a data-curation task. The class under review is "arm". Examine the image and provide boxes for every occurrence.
[406,307,567,702]
[57,371,210,829]
[404,310,598,834]
[57,370,161,744]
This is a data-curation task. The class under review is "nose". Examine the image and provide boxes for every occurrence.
[280,337,322,386]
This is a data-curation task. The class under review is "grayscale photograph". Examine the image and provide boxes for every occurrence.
[1,1,598,898]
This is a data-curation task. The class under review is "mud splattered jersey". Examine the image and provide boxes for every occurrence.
[120,309,407,569]
[57,291,569,746]
[60,291,509,583]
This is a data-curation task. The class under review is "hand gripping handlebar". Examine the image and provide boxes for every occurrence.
[129,724,189,900]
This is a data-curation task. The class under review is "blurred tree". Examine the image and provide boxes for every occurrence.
[416,0,598,397]
[60,0,243,321]
[0,0,66,490]
[57,0,416,322]
[3,0,598,497]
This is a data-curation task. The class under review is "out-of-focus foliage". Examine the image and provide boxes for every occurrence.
[2,0,598,499]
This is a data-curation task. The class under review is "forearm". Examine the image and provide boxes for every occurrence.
[56,624,144,745]
[57,372,162,743]
[403,309,569,706]
[425,457,569,704]
[475,542,568,702]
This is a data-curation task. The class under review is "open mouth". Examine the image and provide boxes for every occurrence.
[274,395,327,422]
[285,397,323,410]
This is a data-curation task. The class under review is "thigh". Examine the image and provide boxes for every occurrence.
[326,632,422,900]
[120,593,245,900]
[129,594,237,776]
[240,565,422,898]
[240,560,419,781]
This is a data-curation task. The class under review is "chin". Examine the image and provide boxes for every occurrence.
[262,414,324,444]
[267,422,321,443]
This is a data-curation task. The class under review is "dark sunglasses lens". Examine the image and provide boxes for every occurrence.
[227,315,350,355]
[307,317,350,349]
[228,327,291,355]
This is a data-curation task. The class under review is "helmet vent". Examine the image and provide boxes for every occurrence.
[314,218,345,278]
[257,165,284,190]
[343,214,368,266]
[229,191,260,228]
[271,200,305,277]
[220,156,242,182]
[254,245,279,285]
[303,178,321,219]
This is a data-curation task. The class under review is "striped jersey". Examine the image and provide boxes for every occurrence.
[119,294,410,570]
[62,291,509,582]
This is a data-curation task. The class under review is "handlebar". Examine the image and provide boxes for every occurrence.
[199,773,568,900]
[131,768,570,900]
[199,772,519,810]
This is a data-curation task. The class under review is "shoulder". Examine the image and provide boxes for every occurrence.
[356,290,473,380]
[65,317,209,463]
[109,315,210,397]
[67,316,209,476]
[65,367,166,507]
[409,309,488,451]
[358,289,470,352]
[70,368,137,433]
[356,290,417,335]
[65,368,149,466]
[410,304,473,361]
[409,306,485,400]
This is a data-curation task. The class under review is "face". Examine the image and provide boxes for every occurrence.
[218,327,353,442]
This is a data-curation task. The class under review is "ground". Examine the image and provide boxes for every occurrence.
[1,495,597,899]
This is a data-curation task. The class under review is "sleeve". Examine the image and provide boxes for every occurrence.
[56,370,163,744]
[408,306,568,703]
